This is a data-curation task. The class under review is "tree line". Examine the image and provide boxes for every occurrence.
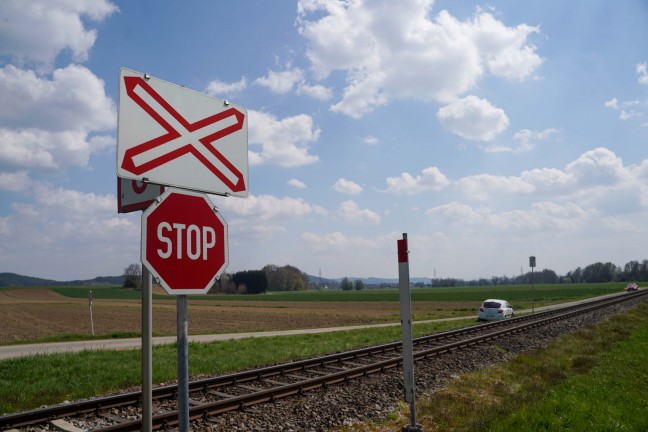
[123,258,648,293]
[431,259,648,287]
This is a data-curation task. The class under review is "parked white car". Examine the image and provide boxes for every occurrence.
[478,299,514,321]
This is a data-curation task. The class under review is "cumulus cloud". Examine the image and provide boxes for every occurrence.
[333,178,363,195]
[436,95,509,141]
[212,194,326,221]
[0,171,30,192]
[564,147,625,187]
[248,110,320,167]
[427,200,591,232]
[297,0,542,117]
[0,65,116,132]
[255,68,304,94]
[486,128,558,153]
[254,68,333,100]
[450,148,643,219]
[381,166,449,195]
[638,63,648,85]
[0,128,98,171]
[288,178,307,189]
[361,135,379,145]
[0,0,118,70]
[205,77,248,97]
[301,231,378,251]
[457,174,535,200]
[337,200,381,225]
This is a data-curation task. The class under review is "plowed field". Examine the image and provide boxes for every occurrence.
[0,287,475,344]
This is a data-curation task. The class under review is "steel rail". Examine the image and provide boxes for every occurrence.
[1,290,645,430]
[93,290,648,431]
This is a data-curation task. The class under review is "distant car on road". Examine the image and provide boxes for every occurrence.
[478,299,514,321]
[626,283,638,292]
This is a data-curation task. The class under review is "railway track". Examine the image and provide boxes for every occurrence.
[2,289,646,431]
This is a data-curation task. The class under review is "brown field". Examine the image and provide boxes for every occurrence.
[0,288,476,344]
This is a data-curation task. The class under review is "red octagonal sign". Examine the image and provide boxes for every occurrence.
[141,188,228,295]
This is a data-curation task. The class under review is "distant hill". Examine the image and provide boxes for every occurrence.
[0,272,125,287]
[307,274,430,286]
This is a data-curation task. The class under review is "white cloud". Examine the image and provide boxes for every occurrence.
[255,67,333,100]
[0,171,30,192]
[492,128,558,153]
[0,128,97,171]
[382,166,449,195]
[301,231,378,251]
[0,0,118,70]
[604,97,618,109]
[337,200,381,224]
[564,147,625,187]
[0,65,116,132]
[248,110,320,167]
[426,200,590,232]
[470,10,542,81]
[296,82,333,100]
[297,1,542,117]
[637,63,648,85]
[361,135,379,145]
[288,178,307,189]
[205,77,248,96]
[457,174,535,200]
[333,178,363,195]
[255,68,304,94]
[605,85,648,122]
[436,95,509,141]
[212,194,326,221]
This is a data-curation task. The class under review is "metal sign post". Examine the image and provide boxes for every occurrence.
[141,266,153,432]
[177,295,189,432]
[397,233,422,432]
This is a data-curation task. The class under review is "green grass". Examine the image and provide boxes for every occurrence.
[0,319,471,414]
[348,301,648,431]
[209,283,625,303]
[50,286,169,300]
[8,283,626,304]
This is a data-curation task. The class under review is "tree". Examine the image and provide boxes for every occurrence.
[123,263,141,289]
[354,279,365,291]
[263,264,309,291]
[340,277,353,291]
[232,270,268,294]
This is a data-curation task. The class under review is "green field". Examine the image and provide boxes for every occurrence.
[47,282,626,304]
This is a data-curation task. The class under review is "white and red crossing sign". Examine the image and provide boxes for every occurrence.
[117,68,249,197]
[141,188,228,295]
[117,177,165,213]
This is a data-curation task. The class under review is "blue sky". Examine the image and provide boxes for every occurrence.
[1,0,647,282]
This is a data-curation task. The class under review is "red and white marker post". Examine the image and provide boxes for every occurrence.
[398,233,422,432]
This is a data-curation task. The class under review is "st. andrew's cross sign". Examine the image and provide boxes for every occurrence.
[117,68,249,197]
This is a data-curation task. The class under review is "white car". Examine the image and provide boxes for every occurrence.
[478,299,514,321]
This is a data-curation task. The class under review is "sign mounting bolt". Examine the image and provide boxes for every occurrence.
[144,73,151,80]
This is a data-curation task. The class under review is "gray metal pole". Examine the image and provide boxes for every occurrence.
[177,295,189,432]
[141,266,153,432]
[398,233,422,432]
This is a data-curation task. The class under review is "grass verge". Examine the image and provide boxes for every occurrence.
[343,302,648,431]
[0,319,472,414]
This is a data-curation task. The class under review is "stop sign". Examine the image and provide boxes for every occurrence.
[141,188,228,295]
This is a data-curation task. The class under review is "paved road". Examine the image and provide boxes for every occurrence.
[0,291,627,360]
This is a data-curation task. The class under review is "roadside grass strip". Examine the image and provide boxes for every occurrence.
[343,302,648,431]
[0,319,470,414]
